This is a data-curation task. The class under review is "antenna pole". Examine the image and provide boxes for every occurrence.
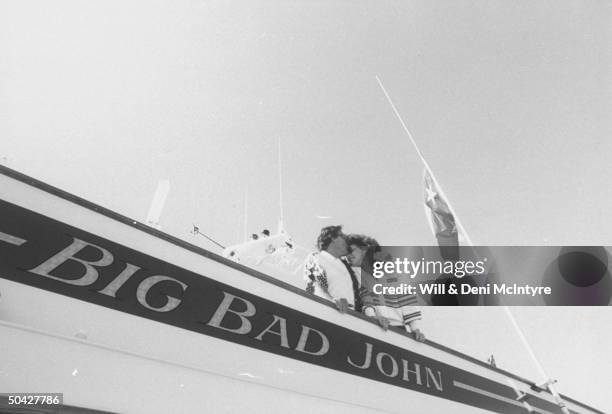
[277,137,285,230]
[243,188,249,242]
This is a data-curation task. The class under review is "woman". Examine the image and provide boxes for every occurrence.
[346,234,426,342]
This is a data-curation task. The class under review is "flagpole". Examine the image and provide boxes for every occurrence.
[375,75,570,414]
[503,307,570,413]
[375,75,473,246]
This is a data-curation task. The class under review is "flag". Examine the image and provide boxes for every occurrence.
[422,169,497,304]
[423,169,464,246]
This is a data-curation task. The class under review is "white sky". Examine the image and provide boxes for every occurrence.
[2,0,611,411]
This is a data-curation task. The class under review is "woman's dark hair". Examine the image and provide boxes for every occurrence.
[317,225,344,251]
[346,234,380,252]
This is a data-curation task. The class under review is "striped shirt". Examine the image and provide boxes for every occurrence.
[360,270,422,326]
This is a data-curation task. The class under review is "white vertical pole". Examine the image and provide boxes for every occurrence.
[243,188,249,242]
[145,179,170,230]
[277,137,285,232]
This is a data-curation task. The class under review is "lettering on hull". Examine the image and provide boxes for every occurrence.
[0,199,564,413]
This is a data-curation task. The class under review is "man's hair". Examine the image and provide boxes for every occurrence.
[346,234,380,252]
[317,225,344,251]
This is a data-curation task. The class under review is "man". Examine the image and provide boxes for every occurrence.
[346,234,426,342]
[304,225,356,313]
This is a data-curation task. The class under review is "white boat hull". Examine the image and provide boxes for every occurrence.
[0,166,603,414]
